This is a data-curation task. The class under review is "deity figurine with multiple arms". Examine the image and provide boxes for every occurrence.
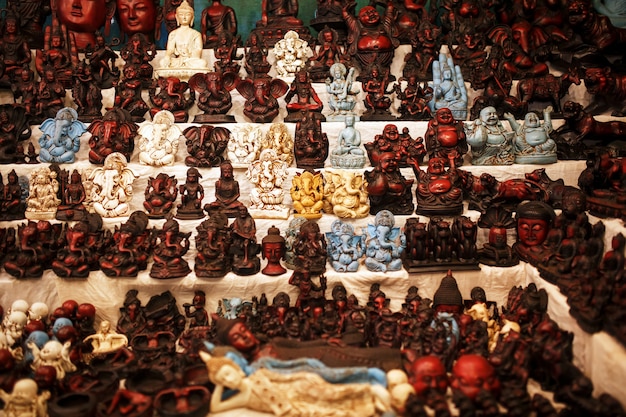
[330,114,367,168]
[176,167,205,220]
[236,77,289,123]
[326,220,365,272]
[0,169,26,220]
[291,170,325,219]
[120,33,157,84]
[112,65,150,121]
[25,166,61,220]
[88,108,139,165]
[273,30,312,79]
[89,152,138,218]
[262,123,294,166]
[188,71,238,123]
[136,110,182,167]
[293,220,328,274]
[246,149,290,219]
[156,0,210,80]
[504,106,557,164]
[150,217,192,279]
[100,211,154,277]
[38,108,87,164]
[429,53,468,120]
[253,0,311,46]
[294,111,329,169]
[183,124,231,167]
[148,76,195,122]
[51,221,93,277]
[465,106,515,165]
[284,69,325,123]
[195,213,231,278]
[324,170,370,218]
[325,63,359,120]
[72,60,104,121]
[364,210,406,272]
[143,173,178,219]
[228,125,262,167]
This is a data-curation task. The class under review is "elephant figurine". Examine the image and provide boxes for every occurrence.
[87,108,139,164]
[188,71,238,123]
[326,220,365,272]
[364,210,406,272]
[38,108,87,164]
[236,76,288,123]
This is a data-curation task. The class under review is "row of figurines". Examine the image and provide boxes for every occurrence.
[9,102,563,170]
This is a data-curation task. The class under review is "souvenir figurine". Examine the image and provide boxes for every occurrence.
[38,108,87,164]
[119,33,157,85]
[89,152,138,218]
[361,65,394,119]
[326,220,365,272]
[324,170,370,218]
[150,217,192,279]
[115,0,158,39]
[365,152,414,215]
[100,212,154,277]
[236,76,289,123]
[307,27,344,82]
[183,291,209,328]
[252,0,311,46]
[426,108,468,167]
[0,13,33,83]
[176,167,205,220]
[410,355,448,399]
[188,72,238,123]
[292,220,327,275]
[88,109,139,165]
[450,354,500,402]
[364,210,405,272]
[136,110,182,167]
[513,200,555,265]
[284,217,308,270]
[25,166,61,220]
[71,60,104,123]
[85,33,120,90]
[0,378,50,417]
[0,170,26,220]
[477,206,519,267]
[11,67,37,116]
[213,32,243,75]
[429,53,467,120]
[262,123,294,166]
[35,20,78,88]
[294,110,329,169]
[155,0,210,81]
[342,1,398,74]
[148,77,194,123]
[330,116,366,169]
[504,107,557,164]
[291,170,325,219]
[200,0,238,48]
[486,25,549,79]
[577,54,626,116]
[273,31,312,79]
[393,76,433,120]
[112,65,150,122]
[28,339,77,380]
[325,63,359,120]
[261,226,287,276]
[52,0,114,51]
[365,124,426,167]
[195,213,231,278]
[0,105,32,164]
[516,67,581,114]
[402,20,441,80]
[229,206,261,276]
[183,125,231,167]
[34,65,67,123]
[200,353,390,416]
[143,173,178,219]
[449,31,487,79]
[51,221,93,278]
[204,160,245,218]
[578,151,626,219]
[284,69,325,123]
[465,106,514,165]
[228,125,262,167]
[4,220,60,278]
[246,149,290,219]
[243,32,271,77]
[411,154,464,216]
[566,0,626,52]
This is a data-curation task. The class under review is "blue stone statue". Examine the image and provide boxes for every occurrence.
[326,220,365,272]
[38,107,87,163]
[504,106,557,164]
[325,63,359,121]
[429,53,468,120]
[364,210,406,272]
[330,115,367,169]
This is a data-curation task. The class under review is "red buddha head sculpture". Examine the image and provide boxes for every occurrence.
[450,354,500,401]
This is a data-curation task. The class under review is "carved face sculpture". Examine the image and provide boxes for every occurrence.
[436,108,454,125]
[383,124,399,141]
[117,0,157,35]
[57,0,109,33]
[358,6,380,26]
[517,218,548,247]
[450,354,500,401]
[410,356,448,397]
[379,152,398,173]
[263,241,284,263]
[479,106,498,126]
[524,112,540,128]
[227,322,259,353]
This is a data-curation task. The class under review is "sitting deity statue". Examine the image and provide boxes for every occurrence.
[143,173,178,219]
[246,149,290,218]
[100,212,154,277]
[364,210,406,272]
[150,217,192,279]
[236,77,289,123]
[84,320,128,355]
[89,152,138,218]
[261,123,294,166]
[188,71,238,123]
[284,69,324,123]
[228,125,262,167]
[176,167,205,220]
[409,153,464,216]
[229,206,261,276]
[119,33,157,84]
[148,76,194,122]
[183,125,231,168]
[429,53,468,120]
[326,220,365,273]
[330,115,367,169]
[88,108,139,165]
[504,106,557,164]
[294,110,329,169]
[0,379,49,417]
[393,75,433,120]
[365,152,414,215]
[195,213,231,278]
[56,169,88,221]
[204,160,245,218]
[365,124,426,168]
[112,65,150,122]
[293,220,327,274]
[156,0,209,80]
[213,32,243,75]
[136,110,182,166]
[307,27,343,82]
[325,170,370,219]
[26,167,61,220]
[425,108,468,167]
[361,66,394,118]
[273,30,312,79]
[243,32,271,77]
[4,221,52,278]
[291,170,325,219]
[51,220,93,278]
[200,0,238,49]
[0,170,26,221]
[465,106,515,165]
[325,63,359,120]
[38,108,87,164]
